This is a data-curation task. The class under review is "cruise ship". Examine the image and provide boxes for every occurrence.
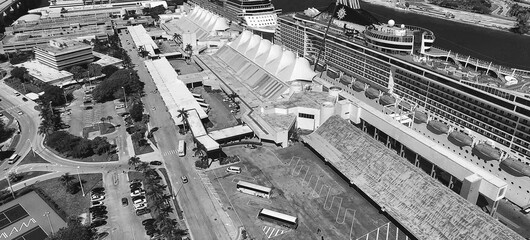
[28,0,167,16]
[189,0,281,33]
[275,1,530,207]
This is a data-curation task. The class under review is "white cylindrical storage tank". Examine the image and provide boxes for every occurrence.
[320,101,335,124]
[328,86,342,101]
[290,81,303,94]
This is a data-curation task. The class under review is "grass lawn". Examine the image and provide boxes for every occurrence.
[0,171,51,189]
[33,173,103,217]
[127,171,145,182]
[46,147,118,162]
[133,140,154,155]
[82,123,116,138]
[7,134,20,150]
[19,151,50,165]
[159,168,184,220]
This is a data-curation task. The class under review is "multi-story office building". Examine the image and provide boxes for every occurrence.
[274,6,530,207]
[0,14,112,54]
[34,39,93,70]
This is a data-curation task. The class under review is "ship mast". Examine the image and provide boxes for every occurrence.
[313,0,339,72]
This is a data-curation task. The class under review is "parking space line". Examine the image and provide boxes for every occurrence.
[349,210,357,240]
[334,197,343,223]
[323,187,332,210]
[303,169,311,183]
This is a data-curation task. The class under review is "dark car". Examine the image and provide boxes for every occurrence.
[92,215,108,220]
[121,197,128,206]
[130,182,142,189]
[92,211,108,218]
[89,206,107,212]
[142,219,155,226]
[22,97,28,102]
[91,187,105,195]
[132,195,145,201]
[136,208,151,216]
[95,232,109,240]
[149,161,162,166]
[90,220,107,228]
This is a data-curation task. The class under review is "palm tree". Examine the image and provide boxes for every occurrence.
[106,116,113,123]
[100,117,106,123]
[184,44,193,62]
[135,162,150,172]
[59,173,75,186]
[128,156,141,167]
[176,108,189,133]
[192,139,206,157]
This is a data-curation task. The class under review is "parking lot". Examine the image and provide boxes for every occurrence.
[205,144,412,239]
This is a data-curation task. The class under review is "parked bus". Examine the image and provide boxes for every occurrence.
[191,93,201,98]
[195,98,206,103]
[257,208,298,229]
[177,140,186,157]
[236,181,271,199]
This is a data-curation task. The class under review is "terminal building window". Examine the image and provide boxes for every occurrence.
[299,113,315,119]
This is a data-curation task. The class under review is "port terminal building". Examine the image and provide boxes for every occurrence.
[189,30,523,239]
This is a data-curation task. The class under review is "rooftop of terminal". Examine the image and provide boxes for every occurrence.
[35,39,92,55]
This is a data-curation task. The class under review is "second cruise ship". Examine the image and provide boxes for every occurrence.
[189,0,281,33]
[275,0,530,207]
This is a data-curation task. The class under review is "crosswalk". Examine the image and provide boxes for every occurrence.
[1,102,29,112]
[262,226,288,239]
[162,150,178,156]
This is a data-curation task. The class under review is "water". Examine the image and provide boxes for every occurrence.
[272,0,530,70]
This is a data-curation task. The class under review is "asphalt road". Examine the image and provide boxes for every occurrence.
[118,31,236,240]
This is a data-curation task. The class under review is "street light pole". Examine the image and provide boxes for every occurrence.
[44,211,54,235]
[26,139,35,157]
[122,87,127,108]
[76,167,86,197]
[6,172,16,199]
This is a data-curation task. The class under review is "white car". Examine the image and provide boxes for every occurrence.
[17,111,23,115]
[130,190,145,197]
[133,198,147,205]
[91,194,105,201]
[91,201,103,207]
[134,203,147,210]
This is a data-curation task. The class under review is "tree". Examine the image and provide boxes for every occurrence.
[100,117,106,123]
[92,136,111,155]
[512,12,530,34]
[8,172,20,183]
[135,162,150,172]
[0,120,15,143]
[68,66,86,81]
[58,173,77,194]
[128,156,141,167]
[40,84,67,106]
[92,69,144,103]
[130,102,144,122]
[38,105,62,135]
[47,216,95,240]
[88,63,102,77]
[192,139,206,157]
[184,44,193,62]
[101,65,119,77]
[106,116,113,123]
[177,108,189,133]
[10,66,27,80]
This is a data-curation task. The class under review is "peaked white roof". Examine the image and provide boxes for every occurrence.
[256,44,282,67]
[231,30,253,51]
[212,17,230,31]
[265,49,295,74]
[276,57,317,82]
[249,39,272,62]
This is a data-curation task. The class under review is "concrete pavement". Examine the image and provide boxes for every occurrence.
[119,31,238,240]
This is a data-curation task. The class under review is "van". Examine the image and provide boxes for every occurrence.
[226,166,241,174]
[522,204,530,214]
[8,153,19,164]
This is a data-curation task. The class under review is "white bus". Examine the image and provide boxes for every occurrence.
[191,93,201,98]
[257,208,298,229]
[236,181,271,199]
[195,98,206,103]
[8,153,20,164]
[177,140,186,157]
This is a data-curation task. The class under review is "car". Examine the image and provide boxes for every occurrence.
[136,208,151,216]
[130,185,143,192]
[91,187,105,195]
[149,161,162,166]
[92,217,108,222]
[89,206,106,212]
[132,195,145,201]
[0,113,3,117]
[91,201,103,207]
[90,220,107,228]
[91,194,105,201]
[17,111,23,115]
[130,189,145,197]
[95,232,109,240]
[226,166,242,174]
[22,97,28,102]
[92,215,108,220]
[181,176,188,184]
[121,197,128,206]
[130,182,142,189]
[14,93,20,96]
[134,203,147,210]
[146,229,159,236]
[91,212,108,218]
[142,219,155,226]
[133,198,147,205]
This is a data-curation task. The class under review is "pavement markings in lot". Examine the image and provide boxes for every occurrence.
[197,171,224,205]
[262,225,289,239]
[162,150,178,156]
[231,175,257,183]
[355,222,409,240]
